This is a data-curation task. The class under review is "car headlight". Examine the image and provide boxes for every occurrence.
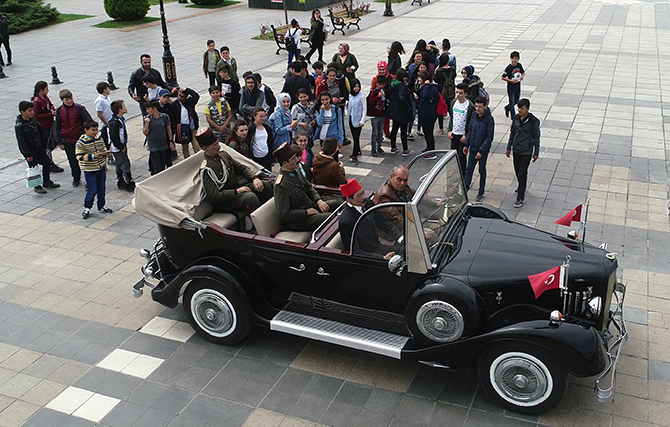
[588,296,602,318]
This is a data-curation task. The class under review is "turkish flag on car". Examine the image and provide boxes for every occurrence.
[555,204,583,226]
[528,265,564,299]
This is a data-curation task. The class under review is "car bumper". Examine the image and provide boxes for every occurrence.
[594,281,628,401]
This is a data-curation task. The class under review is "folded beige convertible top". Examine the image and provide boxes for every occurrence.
[133,142,264,228]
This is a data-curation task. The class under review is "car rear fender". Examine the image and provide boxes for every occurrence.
[151,256,274,324]
[404,320,608,377]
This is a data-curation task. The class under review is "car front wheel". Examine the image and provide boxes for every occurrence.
[477,343,568,414]
[183,279,252,345]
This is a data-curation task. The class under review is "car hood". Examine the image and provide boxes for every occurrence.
[444,218,608,296]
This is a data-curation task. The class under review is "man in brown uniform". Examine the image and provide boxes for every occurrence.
[273,143,340,232]
[198,128,272,219]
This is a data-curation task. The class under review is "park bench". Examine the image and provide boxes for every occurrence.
[327,6,361,36]
[271,24,311,55]
[411,0,430,5]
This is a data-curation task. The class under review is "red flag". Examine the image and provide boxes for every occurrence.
[555,204,582,226]
[528,265,563,299]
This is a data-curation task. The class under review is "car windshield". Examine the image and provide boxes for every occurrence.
[412,153,467,259]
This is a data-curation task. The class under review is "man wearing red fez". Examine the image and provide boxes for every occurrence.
[338,178,403,259]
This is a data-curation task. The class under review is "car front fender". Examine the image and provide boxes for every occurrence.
[403,320,608,377]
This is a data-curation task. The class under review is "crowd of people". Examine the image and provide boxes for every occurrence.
[14,10,541,227]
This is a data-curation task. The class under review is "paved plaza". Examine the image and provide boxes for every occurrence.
[0,0,669,425]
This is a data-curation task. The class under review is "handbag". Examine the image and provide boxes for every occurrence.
[26,165,44,188]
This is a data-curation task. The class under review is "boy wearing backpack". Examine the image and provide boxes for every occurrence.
[367,75,388,156]
[54,89,92,187]
[434,54,456,134]
[108,100,136,192]
[285,19,302,70]
[502,51,525,120]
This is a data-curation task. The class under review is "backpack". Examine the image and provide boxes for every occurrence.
[437,93,449,116]
[439,68,456,101]
[478,86,490,103]
[285,30,298,53]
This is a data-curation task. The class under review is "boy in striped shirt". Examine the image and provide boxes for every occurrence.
[75,120,113,219]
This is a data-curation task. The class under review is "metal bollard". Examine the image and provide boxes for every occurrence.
[107,71,118,90]
[51,66,63,85]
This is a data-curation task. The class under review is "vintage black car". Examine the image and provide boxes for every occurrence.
[132,148,627,414]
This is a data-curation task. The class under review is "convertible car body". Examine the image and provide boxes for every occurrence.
[132,147,627,414]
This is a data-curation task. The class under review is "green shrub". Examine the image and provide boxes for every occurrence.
[0,0,59,34]
[190,0,226,5]
[103,0,150,21]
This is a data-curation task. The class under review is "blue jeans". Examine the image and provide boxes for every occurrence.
[287,49,301,69]
[507,85,520,116]
[464,150,487,195]
[84,168,106,210]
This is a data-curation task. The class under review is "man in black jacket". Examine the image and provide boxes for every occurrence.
[282,62,311,106]
[339,178,402,259]
[0,9,11,66]
[15,101,60,194]
[128,54,171,115]
[169,87,200,158]
[506,98,540,208]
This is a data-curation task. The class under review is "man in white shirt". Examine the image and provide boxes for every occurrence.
[446,83,475,177]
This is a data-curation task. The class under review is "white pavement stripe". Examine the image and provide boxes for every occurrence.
[139,316,195,342]
[96,348,164,379]
[46,386,120,423]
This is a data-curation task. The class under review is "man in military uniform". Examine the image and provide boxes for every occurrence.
[273,143,340,232]
[198,128,272,220]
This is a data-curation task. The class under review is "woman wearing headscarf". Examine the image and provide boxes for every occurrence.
[331,42,358,84]
[461,65,483,103]
[305,9,326,63]
[268,93,298,149]
[385,69,413,156]
[347,78,366,165]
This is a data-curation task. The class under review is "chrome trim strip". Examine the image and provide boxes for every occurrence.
[270,310,409,359]
[594,281,628,402]
[311,201,346,244]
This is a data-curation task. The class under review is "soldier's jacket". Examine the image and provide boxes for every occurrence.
[274,168,321,226]
[200,152,256,205]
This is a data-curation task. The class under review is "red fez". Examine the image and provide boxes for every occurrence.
[340,178,362,198]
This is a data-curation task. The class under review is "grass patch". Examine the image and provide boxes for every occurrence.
[148,0,178,4]
[94,17,161,28]
[252,32,275,41]
[56,13,94,24]
[186,1,240,8]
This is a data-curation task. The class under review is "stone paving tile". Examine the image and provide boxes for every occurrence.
[3,0,670,425]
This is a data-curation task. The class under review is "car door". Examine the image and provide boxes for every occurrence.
[249,237,313,303]
[315,205,410,314]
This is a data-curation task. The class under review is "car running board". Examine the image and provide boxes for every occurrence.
[270,310,409,359]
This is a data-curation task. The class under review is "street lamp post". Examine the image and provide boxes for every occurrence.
[383,0,393,16]
[158,0,179,88]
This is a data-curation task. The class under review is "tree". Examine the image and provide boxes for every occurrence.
[104,0,150,21]
[0,0,59,34]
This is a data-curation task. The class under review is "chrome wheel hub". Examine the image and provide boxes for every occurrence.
[490,353,552,406]
[416,300,464,342]
[190,289,237,338]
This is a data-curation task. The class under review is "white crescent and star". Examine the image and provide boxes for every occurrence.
[544,274,555,286]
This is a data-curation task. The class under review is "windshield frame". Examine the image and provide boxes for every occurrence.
[410,150,469,265]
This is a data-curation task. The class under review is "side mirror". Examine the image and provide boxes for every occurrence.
[388,254,405,276]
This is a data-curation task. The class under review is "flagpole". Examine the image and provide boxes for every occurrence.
[581,197,590,244]
[561,255,571,313]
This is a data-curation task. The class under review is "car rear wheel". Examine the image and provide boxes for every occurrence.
[183,279,252,345]
[477,342,568,414]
